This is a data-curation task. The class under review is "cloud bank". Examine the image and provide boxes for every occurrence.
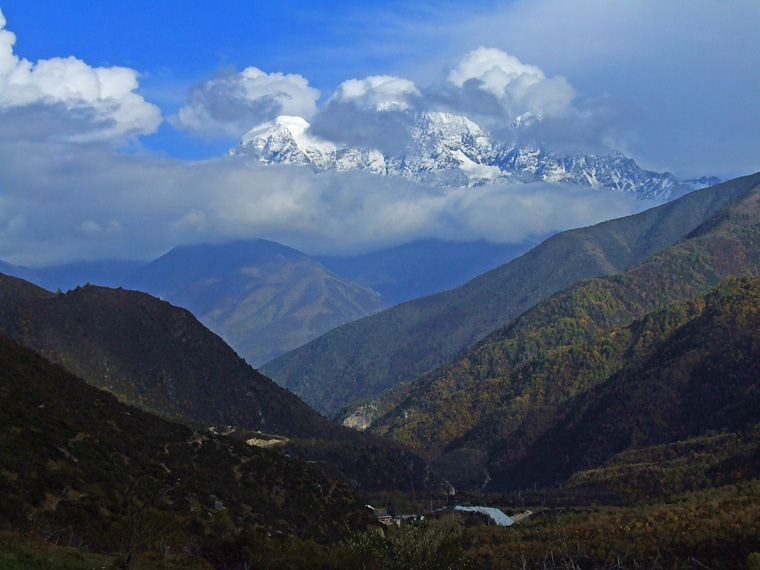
[309,74,422,153]
[0,139,644,266]
[175,44,584,155]
[305,47,583,155]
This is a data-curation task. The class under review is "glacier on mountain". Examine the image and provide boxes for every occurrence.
[230,112,687,201]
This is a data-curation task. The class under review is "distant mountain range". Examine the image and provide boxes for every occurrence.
[315,239,536,307]
[263,173,760,415]
[0,238,534,367]
[230,112,711,201]
[127,239,386,367]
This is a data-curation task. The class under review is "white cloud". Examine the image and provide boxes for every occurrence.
[309,75,421,153]
[447,47,575,119]
[0,9,17,76]
[307,49,581,154]
[0,8,161,142]
[174,66,320,137]
[417,0,760,178]
[449,47,544,97]
[0,2,701,271]
[329,75,420,111]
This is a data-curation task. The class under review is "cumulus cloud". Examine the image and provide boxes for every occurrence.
[309,75,421,153]
[329,75,420,111]
[173,66,320,137]
[0,137,644,266]
[441,47,575,124]
[0,8,161,142]
[172,47,585,157]
[294,49,580,156]
[449,48,545,97]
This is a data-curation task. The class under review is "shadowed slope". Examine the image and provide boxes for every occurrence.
[0,275,335,438]
[0,334,368,553]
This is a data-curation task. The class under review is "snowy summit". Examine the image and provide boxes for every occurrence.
[231,111,686,201]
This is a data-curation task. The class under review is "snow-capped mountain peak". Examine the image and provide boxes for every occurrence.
[231,112,688,200]
[511,112,543,129]
[235,115,339,170]
[681,176,724,191]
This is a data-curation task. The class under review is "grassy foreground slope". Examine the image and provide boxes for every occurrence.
[0,334,368,554]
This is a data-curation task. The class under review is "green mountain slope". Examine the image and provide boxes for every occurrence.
[368,181,760,489]
[0,333,368,554]
[128,239,386,367]
[490,276,760,491]
[263,173,760,415]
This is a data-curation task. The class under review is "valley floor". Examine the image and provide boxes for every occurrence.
[4,480,760,570]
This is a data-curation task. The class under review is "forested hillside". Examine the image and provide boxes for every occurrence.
[0,274,332,438]
[263,173,760,415]
[0,273,440,495]
[369,183,760,490]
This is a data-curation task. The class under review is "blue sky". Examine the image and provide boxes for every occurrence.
[0,1,758,265]
[1,1,438,156]
[3,0,756,172]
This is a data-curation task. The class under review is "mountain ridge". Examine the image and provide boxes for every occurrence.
[231,111,687,200]
[128,239,386,366]
[0,273,326,437]
[366,181,760,489]
[263,173,760,415]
